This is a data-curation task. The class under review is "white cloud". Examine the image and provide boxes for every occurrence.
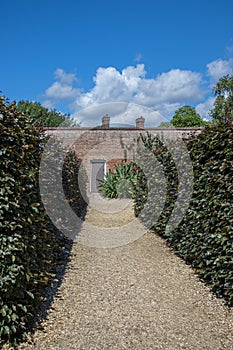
[226,45,233,54]
[45,82,80,100]
[196,97,215,120]
[73,102,164,127]
[42,99,55,109]
[54,68,78,85]
[112,103,164,126]
[155,102,182,119]
[43,59,233,126]
[122,64,146,91]
[72,102,128,126]
[71,64,204,125]
[134,69,203,106]
[134,53,142,62]
[207,58,233,84]
[44,68,81,108]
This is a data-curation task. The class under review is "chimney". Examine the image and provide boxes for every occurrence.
[102,114,110,129]
[136,116,145,129]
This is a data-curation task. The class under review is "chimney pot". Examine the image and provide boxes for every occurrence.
[102,114,110,129]
[136,116,145,129]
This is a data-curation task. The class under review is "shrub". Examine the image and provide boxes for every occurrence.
[134,133,179,230]
[99,161,141,199]
[135,123,233,306]
[39,136,88,236]
[0,96,87,346]
[62,152,88,216]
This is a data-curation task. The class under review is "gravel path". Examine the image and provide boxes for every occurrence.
[14,197,233,350]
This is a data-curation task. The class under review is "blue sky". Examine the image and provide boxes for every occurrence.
[1,0,233,126]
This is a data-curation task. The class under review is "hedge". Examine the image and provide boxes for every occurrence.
[0,96,87,346]
[135,123,233,306]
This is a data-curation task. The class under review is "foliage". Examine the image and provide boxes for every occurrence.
[171,105,205,127]
[17,100,78,127]
[62,152,88,216]
[99,161,142,199]
[210,74,233,122]
[0,96,86,346]
[157,121,173,128]
[134,133,179,231]
[134,124,233,306]
[175,122,233,305]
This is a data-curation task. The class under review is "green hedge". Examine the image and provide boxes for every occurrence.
[134,133,179,230]
[0,96,87,346]
[135,123,233,306]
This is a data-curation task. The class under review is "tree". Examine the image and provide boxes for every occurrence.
[158,121,172,128]
[210,74,233,123]
[17,100,78,127]
[171,105,205,127]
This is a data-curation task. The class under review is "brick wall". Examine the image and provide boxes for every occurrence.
[45,125,203,193]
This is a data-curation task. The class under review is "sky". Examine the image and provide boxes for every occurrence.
[1,0,233,127]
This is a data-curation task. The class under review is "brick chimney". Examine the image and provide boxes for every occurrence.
[102,114,110,129]
[136,116,145,129]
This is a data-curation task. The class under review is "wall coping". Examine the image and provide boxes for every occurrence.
[44,127,205,131]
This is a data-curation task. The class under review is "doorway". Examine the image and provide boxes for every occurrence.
[90,160,106,193]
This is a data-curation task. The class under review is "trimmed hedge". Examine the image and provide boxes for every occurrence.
[135,123,233,306]
[0,96,87,346]
[62,152,88,216]
[134,133,179,230]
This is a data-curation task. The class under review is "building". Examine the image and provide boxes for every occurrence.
[45,116,203,193]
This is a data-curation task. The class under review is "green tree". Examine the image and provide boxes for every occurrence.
[158,121,172,128]
[210,74,233,123]
[17,100,78,127]
[171,105,205,127]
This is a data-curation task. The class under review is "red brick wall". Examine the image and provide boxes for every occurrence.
[107,158,133,171]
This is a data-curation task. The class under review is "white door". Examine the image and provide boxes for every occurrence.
[90,160,106,193]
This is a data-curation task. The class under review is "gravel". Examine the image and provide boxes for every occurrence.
[6,197,233,350]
